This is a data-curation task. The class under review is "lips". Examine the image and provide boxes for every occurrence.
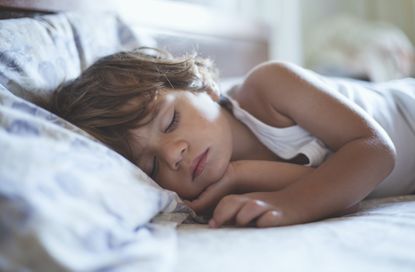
[192,148,209,181]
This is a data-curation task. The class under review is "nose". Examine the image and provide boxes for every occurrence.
[160,140,188,170]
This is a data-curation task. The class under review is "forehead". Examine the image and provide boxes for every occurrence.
[127,89,171,127]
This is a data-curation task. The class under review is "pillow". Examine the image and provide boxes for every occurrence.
[0,12,189,271]
[0,13,80,102]
[0,12,155,103]
[0,83,182,271]
[64,12,154,71]
[0,11,192,218]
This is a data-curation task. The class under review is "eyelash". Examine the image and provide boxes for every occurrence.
[165,110,180,133]
[150,110,181,178]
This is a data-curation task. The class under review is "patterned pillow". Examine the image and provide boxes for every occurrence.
[0,12,189,271]
[0,12,154,103]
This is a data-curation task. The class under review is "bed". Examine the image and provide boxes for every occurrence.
[0,1,414,271]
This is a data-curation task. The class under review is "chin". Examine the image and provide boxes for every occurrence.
[208,151,231,184]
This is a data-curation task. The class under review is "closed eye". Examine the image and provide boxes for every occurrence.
[150,110,180,179]
[150,109,180,179]
[165,109,180,133]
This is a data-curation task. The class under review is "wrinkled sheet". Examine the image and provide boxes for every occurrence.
[176,195,415,272]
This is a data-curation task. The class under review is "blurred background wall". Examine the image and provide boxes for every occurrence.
[159,0,415,80]
[166,0,415,61]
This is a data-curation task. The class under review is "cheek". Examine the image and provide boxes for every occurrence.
[156,172,198,199]
[208,146,231,182]
[201,128,232,184]
[154,173,175,191]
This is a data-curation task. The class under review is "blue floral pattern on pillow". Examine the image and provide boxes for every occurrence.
[6,119,39,135]
[0,83,184,271]
[0,12,157,103]
[0,11,184,271]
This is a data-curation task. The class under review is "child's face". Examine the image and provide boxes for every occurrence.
[131,89,233,200]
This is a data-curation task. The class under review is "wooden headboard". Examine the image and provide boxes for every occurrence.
[0,0,270,78]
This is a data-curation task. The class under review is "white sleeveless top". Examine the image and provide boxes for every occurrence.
[220,76,415,199]
[220,95,332,167]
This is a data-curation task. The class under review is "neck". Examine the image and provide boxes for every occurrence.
[221,106,277,162]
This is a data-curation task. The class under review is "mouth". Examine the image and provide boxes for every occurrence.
[192,148,209,181]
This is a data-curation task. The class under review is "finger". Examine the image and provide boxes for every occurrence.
[186,184,222,214]
[235,200,271,227]
[188,180,232,214]
[211,195,247,228]
[256,210,285,228]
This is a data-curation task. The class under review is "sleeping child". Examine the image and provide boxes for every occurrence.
[48,48,415,228]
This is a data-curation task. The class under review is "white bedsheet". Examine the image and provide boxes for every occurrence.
[175,195,415,272]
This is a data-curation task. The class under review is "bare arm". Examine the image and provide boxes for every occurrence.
[208,62,396,227]
[232,160,313,193]
[185,160,314,214]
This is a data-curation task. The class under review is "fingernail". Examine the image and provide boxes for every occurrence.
[209,219,216,228]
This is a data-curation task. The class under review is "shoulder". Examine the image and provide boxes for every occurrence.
[230,62,298,128]
[236,61,315,114]
[236,61,395,153]
[240,61,331,106]
[238,60,345,122]
[243,61,303,87]
[244,61,297,84]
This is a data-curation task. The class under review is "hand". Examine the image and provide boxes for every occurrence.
[184,159,313,216]
[209,191,361,228]
[208,191,299,228]
[184,162,239,215]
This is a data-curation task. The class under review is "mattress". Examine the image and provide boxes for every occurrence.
[175,195,415,272]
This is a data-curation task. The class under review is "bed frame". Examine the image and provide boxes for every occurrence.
[0,0,270,78]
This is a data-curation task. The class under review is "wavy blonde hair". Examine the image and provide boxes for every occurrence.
[49,48,219,163]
